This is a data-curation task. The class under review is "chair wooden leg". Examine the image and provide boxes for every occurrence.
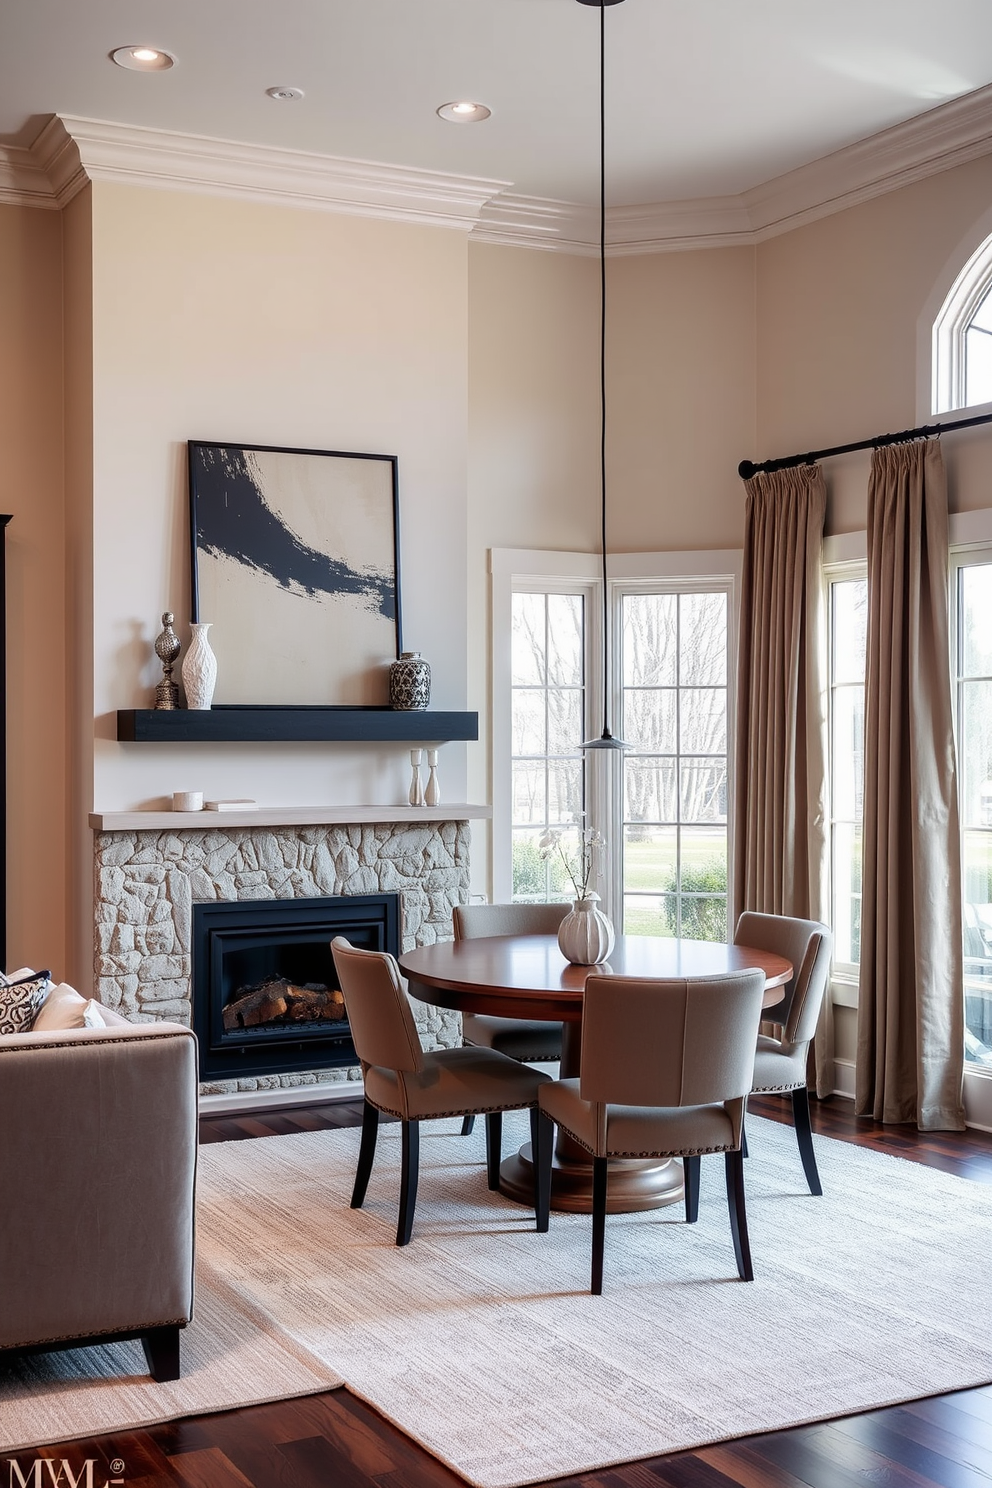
[591,1155,608,1295]
[485,1111,503,1191]
[351,1097,379,1209]
[533,1109,553,1232]
[724,1149,753,1281]
[683,1154,700,1223]
[792,1085,822,1195]
[461,1115,476,1137]
[741,1120,749,1159]
[142,1325,181,1382]
[397,1119,420,1246]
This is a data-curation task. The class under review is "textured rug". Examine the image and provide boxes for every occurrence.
[0,1260,342,1455]
[4,1115,992,1486]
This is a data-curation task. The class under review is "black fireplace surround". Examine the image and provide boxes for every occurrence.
[191,893,400,1081]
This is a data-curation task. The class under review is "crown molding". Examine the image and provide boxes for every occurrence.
[473,193,599,255]
[0,141,59,209]
[2,84,992,251]
[472,83,992,256]
[30,115,512,230]
[741,79,992,241]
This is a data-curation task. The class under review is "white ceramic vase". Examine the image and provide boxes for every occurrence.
[557,893,615,966]
[182,622,218,710]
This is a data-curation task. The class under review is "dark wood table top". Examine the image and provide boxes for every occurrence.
[399,933,792,1022]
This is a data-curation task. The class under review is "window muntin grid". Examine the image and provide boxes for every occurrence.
[620,591,729,940]
[510,591,586,902]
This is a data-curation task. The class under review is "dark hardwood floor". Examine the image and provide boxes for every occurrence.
[24,1094,992,1488]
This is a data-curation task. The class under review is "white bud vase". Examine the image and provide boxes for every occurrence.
[182,622,217,710]
[557,892,615,966]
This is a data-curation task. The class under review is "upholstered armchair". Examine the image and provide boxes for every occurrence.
[0,1015,198,1380]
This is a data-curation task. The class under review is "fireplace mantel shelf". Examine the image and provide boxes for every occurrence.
[90,803,492,831]
[116,707,478,744]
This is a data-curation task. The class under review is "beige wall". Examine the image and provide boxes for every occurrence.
[63,186,94,986]
[608,246,756,553]
[0,203,67,977]
[87,185,471,839]
[756,152,992,536]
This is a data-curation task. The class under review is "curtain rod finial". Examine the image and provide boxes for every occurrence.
[738,460,757,480]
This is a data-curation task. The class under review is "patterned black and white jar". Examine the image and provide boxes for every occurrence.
[389,652,431,710]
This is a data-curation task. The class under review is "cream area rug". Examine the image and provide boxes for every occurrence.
[0,1261,341,1454]
[3,1114,992,1486]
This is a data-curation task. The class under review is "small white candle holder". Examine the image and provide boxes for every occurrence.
[409,749,425,807]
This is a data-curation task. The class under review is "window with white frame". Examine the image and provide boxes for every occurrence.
[620,589,730,939]
[933,231,992,414]
[509,589,589,902]
[493,551,737,940]
[827,569,868,976]
[952,550,992,1068]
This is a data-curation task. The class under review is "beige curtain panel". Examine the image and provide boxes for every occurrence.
[734,465,831,1096]
[856,440,965,1131]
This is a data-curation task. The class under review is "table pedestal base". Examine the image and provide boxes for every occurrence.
[499,1143,684,1214]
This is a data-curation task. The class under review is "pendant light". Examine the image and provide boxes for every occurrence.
[576,0,628,751]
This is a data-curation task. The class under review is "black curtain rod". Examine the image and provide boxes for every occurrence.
[738,406,992,480]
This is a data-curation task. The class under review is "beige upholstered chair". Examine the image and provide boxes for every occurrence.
[331,936,551,1245]
[0,1016,198,1379]
[535,971,766,1294]
[734,911,833,1195]
[454,902,569,1136]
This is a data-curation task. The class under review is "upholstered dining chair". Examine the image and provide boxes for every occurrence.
[454,901,569,1136]
[331,936,551,1245]
[534,970,766,1294]
[734,911,833,1196]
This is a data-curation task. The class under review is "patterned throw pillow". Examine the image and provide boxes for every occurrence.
[0,968,53,1035]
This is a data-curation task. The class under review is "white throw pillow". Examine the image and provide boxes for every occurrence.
[33,982,112,1031]
[0,969,54,1035]
[32,982,88,1030]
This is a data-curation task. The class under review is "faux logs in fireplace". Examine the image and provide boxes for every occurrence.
[191,893,399,1081]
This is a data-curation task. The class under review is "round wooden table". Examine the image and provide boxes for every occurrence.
[399,933,792,1215]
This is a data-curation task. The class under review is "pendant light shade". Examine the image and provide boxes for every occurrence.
[577,0,628,752]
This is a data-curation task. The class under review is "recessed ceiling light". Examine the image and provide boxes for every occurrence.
[266,86,305,102]
[437,101,492,123]
[110,45,176,72]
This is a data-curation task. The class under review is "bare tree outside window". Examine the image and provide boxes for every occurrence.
[621,591,729,939]
[957,562,992,1066]
[830,577,867,969]
[511,592,585,902]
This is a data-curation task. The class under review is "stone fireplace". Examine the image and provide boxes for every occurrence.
[91,809,481,1095]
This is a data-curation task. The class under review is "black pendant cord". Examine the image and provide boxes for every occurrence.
[598,0,610,741]
[737,407,992,480]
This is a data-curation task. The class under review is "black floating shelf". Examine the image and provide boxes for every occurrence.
[117,707,479,744]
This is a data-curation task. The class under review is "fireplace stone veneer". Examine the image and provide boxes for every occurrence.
[92,819,470,1094]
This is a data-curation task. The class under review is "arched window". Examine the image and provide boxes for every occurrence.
[933,231,992,414]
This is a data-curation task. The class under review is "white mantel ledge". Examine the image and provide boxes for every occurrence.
[90,803,493,831]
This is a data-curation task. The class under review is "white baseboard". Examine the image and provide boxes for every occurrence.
[832,1058,856,1100]
[199,1079,364,1116]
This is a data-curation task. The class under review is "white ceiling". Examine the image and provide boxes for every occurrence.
[4,0,992,208]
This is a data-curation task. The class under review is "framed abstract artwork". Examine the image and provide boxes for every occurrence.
[188,442,401,706]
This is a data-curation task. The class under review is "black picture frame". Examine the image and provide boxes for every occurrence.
[188,441,401,707]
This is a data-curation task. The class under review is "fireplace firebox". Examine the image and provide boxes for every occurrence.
[191,893,399,1081]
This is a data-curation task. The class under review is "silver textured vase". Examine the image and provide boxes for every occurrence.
[389,651,431,710]
[557,893,615,966]
[182,622,218,710]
